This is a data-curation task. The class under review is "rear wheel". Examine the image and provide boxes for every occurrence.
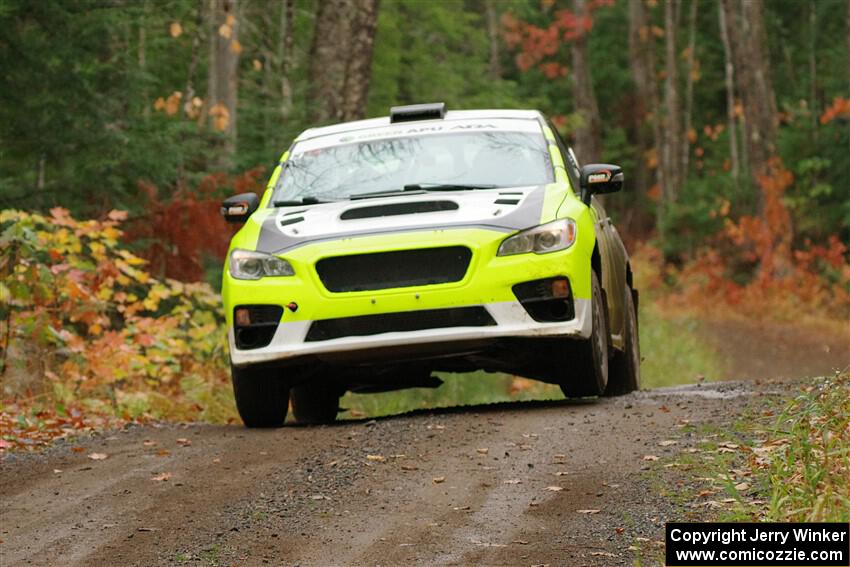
[605,286,641,396]
[291,382,340,424]
[231,365,290,428]
[560,271,609,398]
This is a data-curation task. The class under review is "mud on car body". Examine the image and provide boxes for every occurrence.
[221,103,640,427]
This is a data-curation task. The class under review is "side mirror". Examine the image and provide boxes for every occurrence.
[579,164,623,205]
[221,193,259,224]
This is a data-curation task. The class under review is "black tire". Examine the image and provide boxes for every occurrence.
[231,364,290,428]
[605,286,641,396]
[291,382,340,424]
[560,271,609,398]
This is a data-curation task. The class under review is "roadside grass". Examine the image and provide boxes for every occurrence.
[665,371,850,522]
[638,302,724,389]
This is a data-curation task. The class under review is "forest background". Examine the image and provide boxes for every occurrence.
[1,0,848,438]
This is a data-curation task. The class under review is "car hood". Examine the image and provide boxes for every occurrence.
[254,185,551,254]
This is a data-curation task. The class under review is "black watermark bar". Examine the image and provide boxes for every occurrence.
[666,523,849,566]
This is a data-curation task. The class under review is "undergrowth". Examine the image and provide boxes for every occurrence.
[668,371,850,523]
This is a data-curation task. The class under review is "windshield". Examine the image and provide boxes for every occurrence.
[272,130,554,202]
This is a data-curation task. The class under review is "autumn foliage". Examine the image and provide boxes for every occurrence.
[501,1,612,77]
[638,161,850,319]
[126,167,266,281]
[0,208,236,448]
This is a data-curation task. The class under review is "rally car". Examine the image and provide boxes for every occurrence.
[220,103,640,427]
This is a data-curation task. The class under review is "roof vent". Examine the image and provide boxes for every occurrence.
[390,102,446,123]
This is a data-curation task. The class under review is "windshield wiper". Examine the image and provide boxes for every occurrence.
[349,183,498,201]
[348,189,429,200]
[272,196,335,207]
[403,183,497,191]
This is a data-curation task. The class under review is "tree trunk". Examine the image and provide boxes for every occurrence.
[661,0,683,204]
[721,0,778,215]
[486,0,502,78]
[627,0,662,231]
[309,0,380,123]
[570,0,602,163]
[279,0,295,119]
[184,0,204,122]
[808,0,817,138]
[681,0,698,177]
[139,1,149,121]
[717,0,740,185]
[208,0,241,167]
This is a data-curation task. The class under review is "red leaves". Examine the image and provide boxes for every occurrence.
[502,2,608,77]
[125,167,265,282]
[819,97,850,125]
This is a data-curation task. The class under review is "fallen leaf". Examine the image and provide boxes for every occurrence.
[366,454,386,462]
[504,478,522,484]
[151,472,172,482]
[553,471,570,476]
[545,486,564,492]
[53,469,62,474]
[310,494,329,500]
[476,448,489,455]
[156,449,171,457]
[642,455,659,461]
[452,505,471,511]
[401,464,418,471]
[615,527,625,534]
[590,551,617,557]
[71,447,85,453]
[512,539,529,545]
[577,509,601,514]
[137,527,158,532]
[88,453,108,460]
[143,440,157,447]
[432,476,446,484]
[734,482,750,492]
[175,438,191,447]
[552,454,567,463]
[212,458,221,464]
[659,440,678,446]
[169,22,182,38]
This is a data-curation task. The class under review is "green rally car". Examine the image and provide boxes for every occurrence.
[220,103,640,427]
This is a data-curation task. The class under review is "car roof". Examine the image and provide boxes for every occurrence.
[294,109,545,142]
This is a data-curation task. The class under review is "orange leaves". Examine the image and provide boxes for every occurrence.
[169,22,183,38]
[0,208,235,431]
[819,97,850,125]
[209,103,230,131]
[153,91,183,116]
[502,3,609,77]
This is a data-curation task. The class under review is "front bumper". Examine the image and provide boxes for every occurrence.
[223,227,594,368]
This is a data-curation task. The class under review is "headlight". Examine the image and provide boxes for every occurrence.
[229,249,295,280]
[497,219,577,256]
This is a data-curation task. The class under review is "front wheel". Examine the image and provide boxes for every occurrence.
[605,286,641,396]
[231,364,290,428]
[560,271,609,398]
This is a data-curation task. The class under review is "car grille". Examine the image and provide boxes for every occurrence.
[315,246,472,292]
[305,306,495,342]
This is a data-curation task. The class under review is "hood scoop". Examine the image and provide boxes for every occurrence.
[340,200,459,220]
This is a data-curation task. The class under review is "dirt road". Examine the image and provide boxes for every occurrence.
[3,315,847,567]
[2,380,777,567]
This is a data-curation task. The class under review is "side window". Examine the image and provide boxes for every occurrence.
[546,119,581,192]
